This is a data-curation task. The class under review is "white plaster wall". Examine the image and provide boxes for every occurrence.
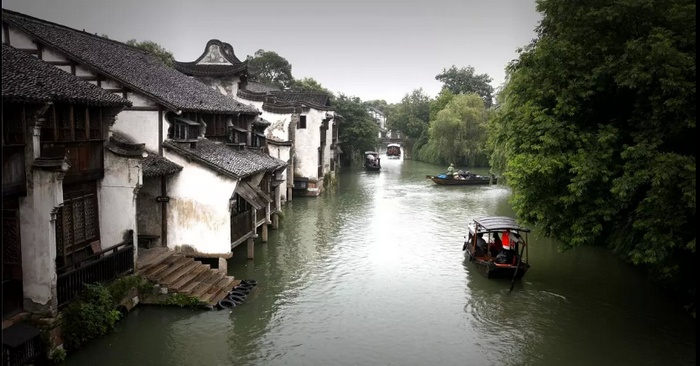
[18,170,63,307]
[7,27,36,49]
[268,144,291,204]
[199,76,241,97]
[263,112,292,142]
[56,65,71,74]
[102,79,122,89]
[41,47,68,62]
[164,151,237,256]
[127,92,157,108]
[75,65,94,77]
[295,109,326,180]
[99,152,142,251]
[112,110,160,151]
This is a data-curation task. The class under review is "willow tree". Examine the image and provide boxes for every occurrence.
[419,93,488,166]
[493,0,696,302]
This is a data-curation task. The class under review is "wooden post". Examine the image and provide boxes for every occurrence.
[262,223,268,242]
[246,237,254,259]
[272,212,279,229]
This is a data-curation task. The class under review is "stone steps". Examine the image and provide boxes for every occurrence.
[136,248,237,308]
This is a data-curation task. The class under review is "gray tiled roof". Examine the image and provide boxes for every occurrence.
[106,131,146,158]
[2,9,258,114]
[163,139,286,179]
[142,152,183,177]
[269,91,331,108]
[2,44,130,106]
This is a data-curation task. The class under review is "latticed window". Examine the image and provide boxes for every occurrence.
[231,193,251,216]
[56,181,100,267]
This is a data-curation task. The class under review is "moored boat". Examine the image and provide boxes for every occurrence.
[462,216,531,280]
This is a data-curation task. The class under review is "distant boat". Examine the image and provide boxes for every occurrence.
[386,143,401,159]
[426,173,496,185]
[364,151,381,171]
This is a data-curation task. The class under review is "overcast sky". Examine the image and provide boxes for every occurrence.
[3,0,542,104]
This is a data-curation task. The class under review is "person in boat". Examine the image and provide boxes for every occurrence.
[474,232,488,256]
[489,233,502,258]
[446,163,455,177]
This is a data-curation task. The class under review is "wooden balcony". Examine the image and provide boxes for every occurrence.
[41,140,104,183]
[231,210,253,247]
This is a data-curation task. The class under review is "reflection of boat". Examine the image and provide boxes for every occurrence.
[364,151,381,171]
[426,174,496,185]
[462,216,531,279]
[386,143,401,159]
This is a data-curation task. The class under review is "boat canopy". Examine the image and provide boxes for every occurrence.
[387,143,401,147]
[365,151,379,156]
[473,216,530,233]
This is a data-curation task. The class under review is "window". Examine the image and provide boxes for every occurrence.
[56,181,100,267]
[41,104,103,142]
[169,117,200,141]
[298,115,307,129]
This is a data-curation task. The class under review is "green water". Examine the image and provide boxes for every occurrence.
[65,158,696,366]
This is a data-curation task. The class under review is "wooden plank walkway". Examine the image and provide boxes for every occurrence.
[136,248,240,307]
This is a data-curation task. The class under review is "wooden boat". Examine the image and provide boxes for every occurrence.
[386,143,401,159]
[364,151,381,171]
[462,216,531,280]
[426,173,496,185]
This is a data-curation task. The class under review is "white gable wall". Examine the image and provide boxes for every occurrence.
[295,108,326,180]
[112,110,160,152]
[163,151,237,256]
[99,151,143,252]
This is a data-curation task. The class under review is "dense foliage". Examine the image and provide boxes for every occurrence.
[290,77,333,94]
[333,94,379,165]
[126,39,174,67]
[61,283,121,350]
[246,49,294,88]
[435,65,495,108]
[416,93,489,166]
[491,0,696,301]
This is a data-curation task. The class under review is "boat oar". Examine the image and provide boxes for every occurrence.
[509,242,527,292]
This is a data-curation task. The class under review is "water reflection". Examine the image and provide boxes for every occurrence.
[64,158,695,366]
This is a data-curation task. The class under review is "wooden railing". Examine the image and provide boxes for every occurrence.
[255,207,266,226]
[56,240,134,308]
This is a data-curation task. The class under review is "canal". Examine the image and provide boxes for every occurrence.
[66,158,696,366]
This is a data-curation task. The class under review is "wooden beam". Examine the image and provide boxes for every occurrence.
[52,105,58,141]
[77,75,100,81]
[36,43,43,60]
[85,107,90,140]
[69,105,75,140]
[70,62,76,75]
[124,106,158,111]
[3,22,9,45]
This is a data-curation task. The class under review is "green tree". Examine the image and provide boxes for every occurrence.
[290,77,332,94]
[419,93,488,166]
[333,94,379,166]
[493,0,695,302]
[435,65,494,108]
[429,89,455,121]
[386,88,431,139]
[246,49,293,89]
[126,39,174,67]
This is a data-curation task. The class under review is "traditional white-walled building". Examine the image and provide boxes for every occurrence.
[175,41,340,199]
[2,44,137,320]
[2,9,287,273]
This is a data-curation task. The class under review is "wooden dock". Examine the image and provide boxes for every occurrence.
[136,248,239,307]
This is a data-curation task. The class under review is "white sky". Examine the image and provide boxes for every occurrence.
[3,0,542,104]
